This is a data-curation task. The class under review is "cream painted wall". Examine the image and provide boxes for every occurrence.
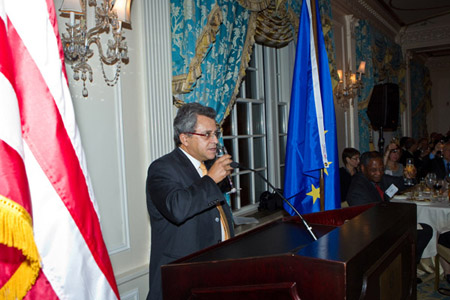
[54,0,173,298]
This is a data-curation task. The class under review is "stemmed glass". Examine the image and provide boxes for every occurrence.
[216,144,237,194]
[425,172,436,186]
[434,179,444,194]
[425,173,437,198]
[404,158,415,186]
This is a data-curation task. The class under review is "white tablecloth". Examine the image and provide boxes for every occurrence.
[392,197,450,258]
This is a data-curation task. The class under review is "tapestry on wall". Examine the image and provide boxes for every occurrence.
[170,0,337,125]
[355,20,405,153]
[410,57,431,139]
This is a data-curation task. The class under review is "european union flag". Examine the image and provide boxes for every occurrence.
[283,0,340,215]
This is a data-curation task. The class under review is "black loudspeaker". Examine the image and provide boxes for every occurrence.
[367,83,399,131]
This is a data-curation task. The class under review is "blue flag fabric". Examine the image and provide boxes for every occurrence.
[283,0,340,215]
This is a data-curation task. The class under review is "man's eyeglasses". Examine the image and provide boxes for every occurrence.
[185,130,221,139]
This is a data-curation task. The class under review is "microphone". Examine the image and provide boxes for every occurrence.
[216,145,238,194]
[230,162,317,241]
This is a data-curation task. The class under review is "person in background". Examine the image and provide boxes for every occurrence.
[425,141,450,180]
[339,148,360,202]
[414,137,431,178]
[400,137,417,166]
[384,142,404,177]
[346,151,432,278]
[346,151,406,205]
[145,103,235,300]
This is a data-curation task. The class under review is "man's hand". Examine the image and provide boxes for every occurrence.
[207,154,233,183]
[432,142,444,156]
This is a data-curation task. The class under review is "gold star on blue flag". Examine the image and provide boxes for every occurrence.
[283,0,341,215]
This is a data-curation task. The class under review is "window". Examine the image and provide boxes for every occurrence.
[222,43,295,213]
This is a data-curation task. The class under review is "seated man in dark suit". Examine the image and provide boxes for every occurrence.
[347,151,432,273]
[346,151,407,205]
[425,141,450,179]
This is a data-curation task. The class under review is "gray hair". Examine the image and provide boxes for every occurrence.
[173,103,216,146]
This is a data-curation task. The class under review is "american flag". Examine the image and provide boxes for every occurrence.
[0,0,119,298]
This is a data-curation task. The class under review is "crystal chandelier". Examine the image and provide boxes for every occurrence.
[335,61,365,110]
[59,0,131,97]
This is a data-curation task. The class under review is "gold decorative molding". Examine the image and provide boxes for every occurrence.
[237,0,271,11]
[172,74,188,95]
[221,11,258,125]
[254,0,294,48]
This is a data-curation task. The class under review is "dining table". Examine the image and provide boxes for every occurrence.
[392,191,450,258]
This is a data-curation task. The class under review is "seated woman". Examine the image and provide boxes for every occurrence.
[339,148,360,202]
[384,142,404,177]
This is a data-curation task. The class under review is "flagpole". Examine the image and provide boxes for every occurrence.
[310,0,319,62]
[310,0,325,211]
[320,170,325,211]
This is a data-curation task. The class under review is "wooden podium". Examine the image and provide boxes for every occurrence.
[161,202,417,299]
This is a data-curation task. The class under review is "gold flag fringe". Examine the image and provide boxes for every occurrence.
[0,195,41,300]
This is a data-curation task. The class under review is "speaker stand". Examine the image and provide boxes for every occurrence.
[378,127,385,154]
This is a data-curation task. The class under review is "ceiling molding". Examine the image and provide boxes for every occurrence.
[399,23,450,51]
[332,0,401,40]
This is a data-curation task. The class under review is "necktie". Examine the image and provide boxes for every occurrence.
[199,163,231,240]
[199,162,208,177]
[375,183,384,201]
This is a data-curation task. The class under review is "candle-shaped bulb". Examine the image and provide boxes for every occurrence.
[357,61,366,74]
[337,69,343,82]
[70,12,75,26]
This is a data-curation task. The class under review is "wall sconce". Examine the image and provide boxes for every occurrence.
[60,0,131,97]
[335,61,365,109]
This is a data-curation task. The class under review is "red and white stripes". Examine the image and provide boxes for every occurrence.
[0,0,119,299]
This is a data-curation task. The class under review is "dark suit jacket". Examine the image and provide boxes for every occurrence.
[339,167,353,202]
[425,157,448,179]
[346,172,405,206]
[146,148,234,300]
[400,150,414,166]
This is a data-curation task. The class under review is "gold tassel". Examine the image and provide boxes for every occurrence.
[0,195,41,300]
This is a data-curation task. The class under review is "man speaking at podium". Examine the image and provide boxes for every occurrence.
[145,103,234,300]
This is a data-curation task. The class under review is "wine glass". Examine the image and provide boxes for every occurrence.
[425,173,437,190]
[216,144,237,194]
[404,158,415,186]
[434,179,444,195]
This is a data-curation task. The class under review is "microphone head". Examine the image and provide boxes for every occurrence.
[230,162,240,169]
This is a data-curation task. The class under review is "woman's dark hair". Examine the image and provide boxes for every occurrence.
[342,148,360,166]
